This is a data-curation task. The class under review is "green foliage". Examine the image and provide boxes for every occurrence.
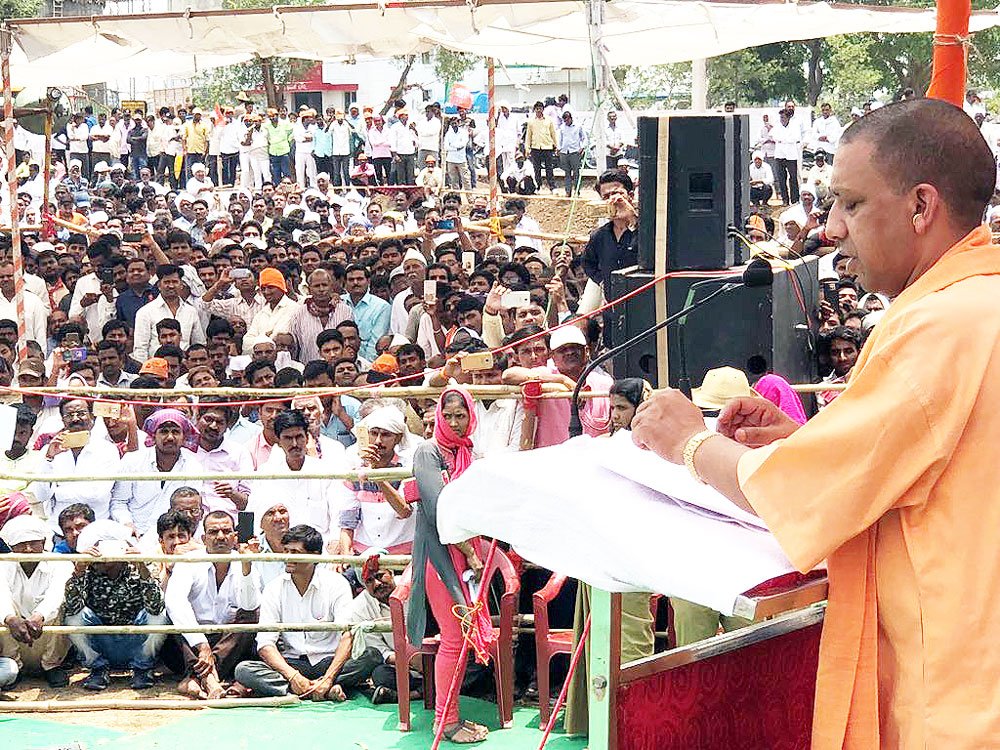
[0,0,42,18]
[431,49,479,86]
[620,63,691,109]
[707,43,807,106]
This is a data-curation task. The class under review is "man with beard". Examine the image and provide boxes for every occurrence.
[111,409,203,537]
[164,511,260,700]
[195,398,253,515]
[288,268,353,363]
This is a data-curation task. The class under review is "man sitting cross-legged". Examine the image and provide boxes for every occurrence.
[234,524,381,701]
[164,510,261,699]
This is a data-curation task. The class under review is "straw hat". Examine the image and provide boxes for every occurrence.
[691,367,756,410]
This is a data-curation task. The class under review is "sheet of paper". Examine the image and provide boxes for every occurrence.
[0,404,17,453]
[438,436,797,615]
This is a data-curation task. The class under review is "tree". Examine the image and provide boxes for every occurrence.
[191,0,322,109]
[707,43,806,106]
[1,0,42,18]
[432,49,478,87]
[620,63,691,109]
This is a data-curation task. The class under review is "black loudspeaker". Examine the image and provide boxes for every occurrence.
[607,257,818,389]
[637,114,749,272]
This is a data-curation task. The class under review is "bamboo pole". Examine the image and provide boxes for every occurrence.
[0,225,42,232]
[0,621,392,636]
[3,383,599,398]
[1,28,27,363]
[3,468,412,483]
[5,552,411,566]
[0,695,301,711]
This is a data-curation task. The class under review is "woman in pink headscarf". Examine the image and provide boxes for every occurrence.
[405,387,491,744]
[753,373,808,425]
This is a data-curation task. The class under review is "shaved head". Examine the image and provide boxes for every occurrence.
[840,98,994,229]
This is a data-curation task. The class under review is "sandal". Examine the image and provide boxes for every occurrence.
[442,722,488,744]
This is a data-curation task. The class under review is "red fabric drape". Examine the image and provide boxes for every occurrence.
[926,0,971,106]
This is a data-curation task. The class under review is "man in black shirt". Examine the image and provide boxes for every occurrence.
[581,170,639,293]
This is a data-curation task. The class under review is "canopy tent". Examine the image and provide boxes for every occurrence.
[6,0,1000,88]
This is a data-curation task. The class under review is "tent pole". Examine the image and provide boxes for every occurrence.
[926,0,970,106]
[42,105,52,239]
[691,58,708,111]
[589,0,607,178]
[488,56,498,216]
[1,26,27,362]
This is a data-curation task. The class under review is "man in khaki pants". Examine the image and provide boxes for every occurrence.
[0,515,73,690]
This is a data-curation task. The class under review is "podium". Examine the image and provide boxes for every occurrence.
[587,576,827,750]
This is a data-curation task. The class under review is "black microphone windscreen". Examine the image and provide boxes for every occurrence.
[742,257,774,287]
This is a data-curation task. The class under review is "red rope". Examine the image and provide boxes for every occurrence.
[4,268,734,409]
[537,614,592,750]
[430,538,500,750]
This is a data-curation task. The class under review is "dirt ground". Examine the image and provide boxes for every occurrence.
[1,671,204,733]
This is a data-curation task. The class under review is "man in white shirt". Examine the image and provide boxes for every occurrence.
[390,249,426,336]
[605,110,627,170]
[0,261,46,347]
[749,150,775,207]
[89,113,115,167]
[36,399,120,536]
[239,114,270,190]
[0,515,73,690]
[132,264,206,362]
[293,109,318,188]
[771,107,802,206]
[495,102,518,177]
[234,524,379,700]
[246,267,300,344]
[416,104,442,168]
[111,409,203,537]
[390,110,419,187]
[254,410,351,547]
[809,102,842,163]
[805,150,833,197]
[66,114,91,178]
[194,399,253,515]
[327,110,353,189]
[164,510,260,700]
[443,117,470,190]
[217,111,245,188]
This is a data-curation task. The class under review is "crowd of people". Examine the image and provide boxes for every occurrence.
[0,88,940,742]
[11,92,622,204]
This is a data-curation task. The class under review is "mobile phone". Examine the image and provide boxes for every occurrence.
[230,268,251,279]
[61,430,90,449]
[460,351,495,372]
[462,252,476,274]
[435,219,455,231]
[423,280,437,306]
[236,511,254,544]
[821,280,839,310]
[356,423,369,452]
[501,291,531,309]
[60,347,88,363]
[93,401,122,419]
[123,232,144,243]
[99,268,115,285]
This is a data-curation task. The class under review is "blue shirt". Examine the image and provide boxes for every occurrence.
[558,121,587,154]
[321,396,362,447]
[312,127,333,158]
[116,285,158,327]
[54,540,73,553]
[342,291,391,361]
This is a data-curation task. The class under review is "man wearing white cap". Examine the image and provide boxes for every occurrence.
[502,323,612,448]
[496,101,518,176]
[749,150,775,207]
[63,520,167,691]
[389,248,427,336]
[185,162,215,198]
[0,515,73,690]
[337,406,415,556]
[66,114,91,179]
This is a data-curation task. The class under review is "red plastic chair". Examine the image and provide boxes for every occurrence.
[389,540,520,731]
[533,576,674,727]
[532,573,575,727]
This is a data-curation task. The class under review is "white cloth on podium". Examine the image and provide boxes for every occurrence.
[436,431,797,616]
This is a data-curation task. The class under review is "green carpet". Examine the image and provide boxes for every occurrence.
[0,698,586,750]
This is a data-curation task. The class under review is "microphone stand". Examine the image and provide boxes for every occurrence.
[568,282,739,438]
[676,277,733,398]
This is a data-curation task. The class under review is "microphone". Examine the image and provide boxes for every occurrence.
[567,259,775,438]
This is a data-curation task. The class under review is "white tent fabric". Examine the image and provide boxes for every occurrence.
[8,0,1000,87]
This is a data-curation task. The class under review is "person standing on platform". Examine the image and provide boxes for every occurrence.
[631,98,1000,750]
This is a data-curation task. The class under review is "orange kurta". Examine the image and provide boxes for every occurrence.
[738,225,1000,749]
